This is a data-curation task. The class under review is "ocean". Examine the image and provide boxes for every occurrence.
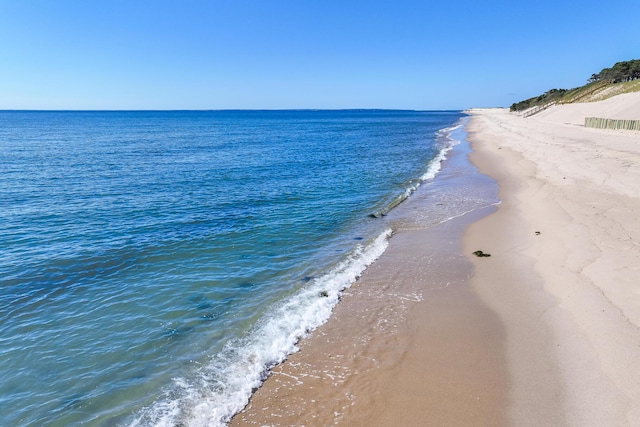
[0,110,495,426]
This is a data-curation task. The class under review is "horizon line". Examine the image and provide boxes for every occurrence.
[0,108,466,113]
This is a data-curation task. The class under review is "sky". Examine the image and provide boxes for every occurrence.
[0,0,639,110]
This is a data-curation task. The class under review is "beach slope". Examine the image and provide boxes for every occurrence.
[466,93,640,425]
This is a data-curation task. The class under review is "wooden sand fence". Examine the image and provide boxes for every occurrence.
[585,117,640,131]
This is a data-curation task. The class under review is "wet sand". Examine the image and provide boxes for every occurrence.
[231,214,509,426]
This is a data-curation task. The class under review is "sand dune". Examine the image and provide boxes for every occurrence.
[535,90,640,124]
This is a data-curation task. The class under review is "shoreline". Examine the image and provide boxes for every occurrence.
[230,205,509,427]
[230,120,509,425]
[230,218,509,427]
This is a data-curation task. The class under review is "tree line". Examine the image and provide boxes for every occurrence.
[588,59,640,83]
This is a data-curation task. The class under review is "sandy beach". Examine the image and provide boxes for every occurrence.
[466,97,640,425]
[231,93,640,426]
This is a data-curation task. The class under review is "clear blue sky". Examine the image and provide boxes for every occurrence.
[1,0,639,110]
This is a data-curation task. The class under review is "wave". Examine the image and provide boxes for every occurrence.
[130,229,392,427]
[369,119,466,218]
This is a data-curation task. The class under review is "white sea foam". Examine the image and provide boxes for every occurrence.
[372,118,467,218]
[421,119,465,182]
[130,229,392,427]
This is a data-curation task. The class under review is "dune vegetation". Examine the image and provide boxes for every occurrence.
[510,59,640,112]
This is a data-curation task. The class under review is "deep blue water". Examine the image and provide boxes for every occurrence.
[0,110,465,426]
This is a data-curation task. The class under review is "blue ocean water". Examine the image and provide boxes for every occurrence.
[0,110,466,426]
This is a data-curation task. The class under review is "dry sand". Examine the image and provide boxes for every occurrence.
[231,93,640,426]
[466,96,640,425]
